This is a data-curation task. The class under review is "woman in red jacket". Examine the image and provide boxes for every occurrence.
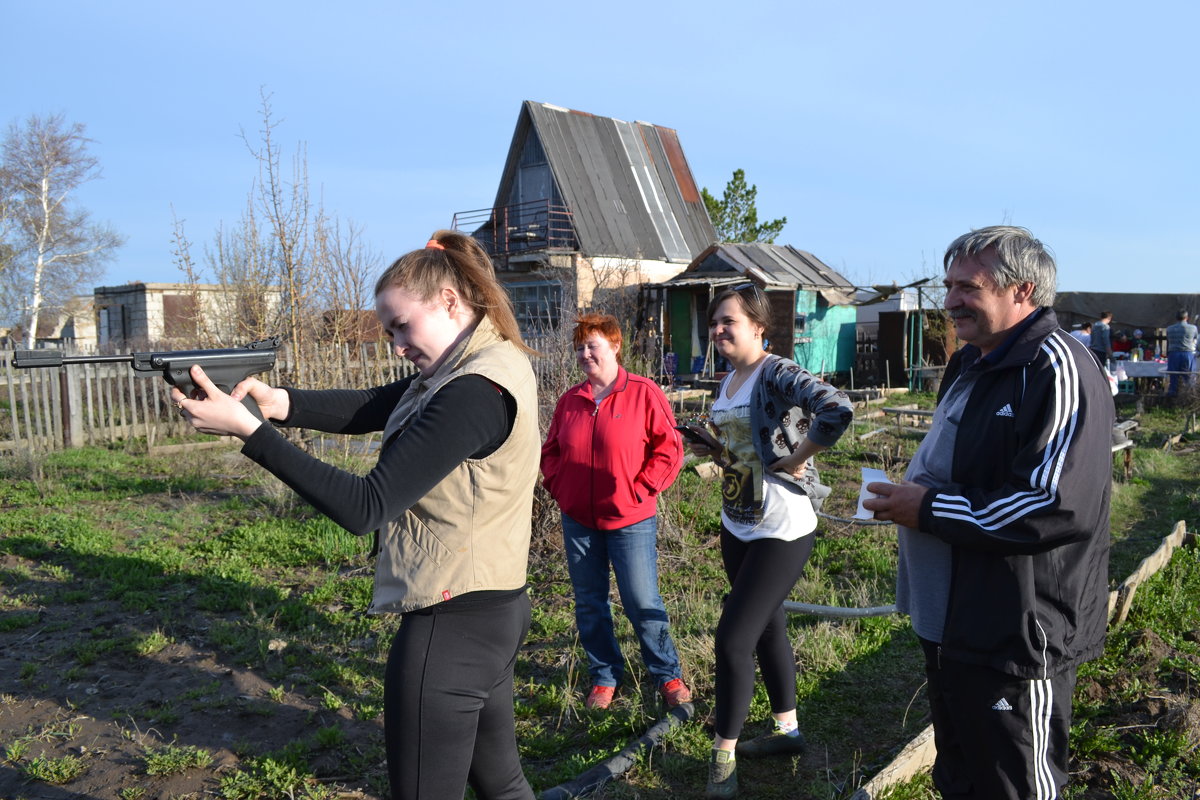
[541,313,690,711]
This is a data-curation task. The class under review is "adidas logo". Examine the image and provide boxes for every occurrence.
[995,404,1014,418]
[992,698,1013,711]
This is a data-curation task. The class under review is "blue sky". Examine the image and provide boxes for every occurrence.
[5,0,1197,297]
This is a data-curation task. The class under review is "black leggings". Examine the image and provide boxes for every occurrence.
[714,528,814,741]
[384,590,534,800]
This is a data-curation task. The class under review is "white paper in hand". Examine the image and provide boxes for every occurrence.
[855,467,891,520]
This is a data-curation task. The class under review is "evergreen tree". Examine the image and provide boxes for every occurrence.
[701,168,787,243]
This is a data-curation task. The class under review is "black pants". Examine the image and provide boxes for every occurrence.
[384,590,534,800]
[920,637,1075,800]
[714,528,814,740]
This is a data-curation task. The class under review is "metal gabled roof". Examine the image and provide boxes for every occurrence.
[684,243,855,289]
[661,243,857,305]
[491,101,717,262]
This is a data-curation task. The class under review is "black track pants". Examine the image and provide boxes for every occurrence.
[920,637,1075,800]
[384,591,534,800]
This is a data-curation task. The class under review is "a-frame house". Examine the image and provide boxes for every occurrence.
[453,101,716,330]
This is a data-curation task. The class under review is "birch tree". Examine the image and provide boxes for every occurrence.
[0,114,123,344]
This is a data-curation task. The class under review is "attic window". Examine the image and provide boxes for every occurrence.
[520,135,547,167]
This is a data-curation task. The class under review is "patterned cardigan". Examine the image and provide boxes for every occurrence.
[742,355,855,510]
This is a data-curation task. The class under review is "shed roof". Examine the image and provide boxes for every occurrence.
[491,101,717,262]
[664,243,857,304]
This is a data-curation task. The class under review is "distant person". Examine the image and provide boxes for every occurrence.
[173,231,539,800]
[1091,310,1113,364]
[1131,328,1151,358]
[865,226,1113,800]
[1166,310,1198,395]
[680,283,853,799]
[1069,321,1092,347]
[1112,329,1133,357]
[540,313,691,712]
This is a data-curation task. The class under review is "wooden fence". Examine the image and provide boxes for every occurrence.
[0,342,420,453]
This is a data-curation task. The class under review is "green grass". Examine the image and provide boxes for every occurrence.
[21,754,88,784]
[143,743,214,775]
[0,405,1196,799]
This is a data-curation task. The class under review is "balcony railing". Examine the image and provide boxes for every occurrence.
[452,200,577,259]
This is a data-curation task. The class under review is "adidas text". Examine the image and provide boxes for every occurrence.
[992,698,1013,711]
[995,404,1014,418]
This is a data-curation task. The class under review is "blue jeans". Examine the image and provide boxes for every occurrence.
[561,513,682,687]
[1167,351,1196,395]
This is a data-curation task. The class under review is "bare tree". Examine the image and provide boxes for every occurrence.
[174,92,382,391]
[241,90,312,365]
[310,216,380,336]
[0,113,123,345]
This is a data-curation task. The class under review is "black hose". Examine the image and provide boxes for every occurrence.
[538,703,694,799]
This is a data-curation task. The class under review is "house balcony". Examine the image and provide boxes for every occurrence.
[452,200,578,262]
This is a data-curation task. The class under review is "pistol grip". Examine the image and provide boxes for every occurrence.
[169,369,265,422]
[237,393,266,422]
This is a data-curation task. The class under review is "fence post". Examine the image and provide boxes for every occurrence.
[5,357,22,445]
[49,368,63,447]
[83,364,97,446]
[63,365,84,448]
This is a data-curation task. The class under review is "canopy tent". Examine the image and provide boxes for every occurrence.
[1054,292,1200,331]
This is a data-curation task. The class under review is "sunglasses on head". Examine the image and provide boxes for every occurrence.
[732,282,764,299]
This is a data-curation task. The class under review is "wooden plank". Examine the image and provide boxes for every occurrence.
[848,725,936,800]
[83,364,97,445]
[138,375,154,448]
[63,365,83,447]
[36,368,53,446]
[5,358,21,444]
[21,369,36,446]
[104,371,117,443]
[123,367,136,432]
[1112,521,1190,625]
[51,368,65,446]
[25,369,39,444]
[881,405,929,415]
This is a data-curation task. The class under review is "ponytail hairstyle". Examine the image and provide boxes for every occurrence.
[374,229,534,354]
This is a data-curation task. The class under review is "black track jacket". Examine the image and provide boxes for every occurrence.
[918,308,1113,679]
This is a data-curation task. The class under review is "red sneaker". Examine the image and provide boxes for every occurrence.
[586,685,615,710]
[659,678,692,707]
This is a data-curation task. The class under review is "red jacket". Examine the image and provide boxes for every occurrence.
[541,368,683,530]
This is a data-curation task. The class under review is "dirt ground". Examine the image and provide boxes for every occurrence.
[0,552,387,799]
[7,562,1200,800]
[1071,627,1200,799]
[3,435,1198,798]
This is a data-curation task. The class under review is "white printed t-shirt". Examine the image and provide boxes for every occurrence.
[711,362,817,542]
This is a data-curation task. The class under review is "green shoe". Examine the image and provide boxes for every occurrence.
[705,749,737,799]
[735,728,806,758]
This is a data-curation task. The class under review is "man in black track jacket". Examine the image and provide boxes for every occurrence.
[865,226,1113,800]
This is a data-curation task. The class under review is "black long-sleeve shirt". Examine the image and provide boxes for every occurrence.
[240,375,512,536]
